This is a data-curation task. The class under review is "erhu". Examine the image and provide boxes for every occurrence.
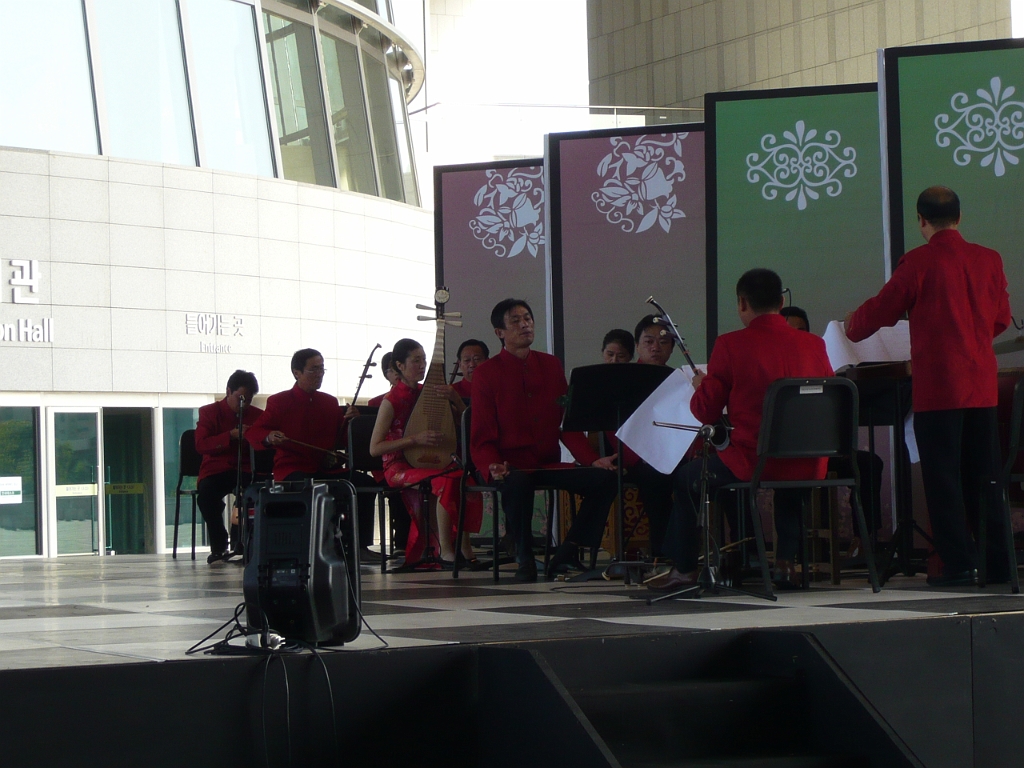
[404,287,462,468]
[351,342,382,404]
[646,296,732,450]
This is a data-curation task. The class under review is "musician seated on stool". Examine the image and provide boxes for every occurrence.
[245,348,381,563]
[601,328,634,363]
[452,339,489,401]
[781,305,885,560]
[367,351,412,552]
[600,326,673,559]
[471,298,617,582]
[635,315,675,366]
[648,269,834,592]
[369,339,481,566]
[195,369,263,564]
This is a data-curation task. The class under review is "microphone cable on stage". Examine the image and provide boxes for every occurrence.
[334,519,389,650]
[261,653,292,768]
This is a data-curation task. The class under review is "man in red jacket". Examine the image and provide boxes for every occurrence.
[649,269,834,591]
[846,186,1012,586]
[195,370,263,563]
[471,299,617,582]
[246,349,380,562]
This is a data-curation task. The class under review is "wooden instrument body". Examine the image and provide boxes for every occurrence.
[404,318,458,468]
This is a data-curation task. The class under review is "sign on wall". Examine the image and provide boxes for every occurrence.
[547,125,706,373]
[435,160,548,361]
[707,84,885,349]
[884,39,1024,339]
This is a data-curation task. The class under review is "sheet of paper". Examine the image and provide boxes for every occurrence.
[822,319,911,370]
[616,367,705,475]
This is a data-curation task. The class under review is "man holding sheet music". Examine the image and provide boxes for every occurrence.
[647,269,833,591]
[845,186,1012,587]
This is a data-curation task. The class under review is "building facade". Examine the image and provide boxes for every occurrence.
[0,0,434,558]
[587,0,1013,110]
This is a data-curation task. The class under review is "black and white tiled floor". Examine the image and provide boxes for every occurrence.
[0,555,1022,669]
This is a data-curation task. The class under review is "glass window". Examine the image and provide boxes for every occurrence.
[361,46,404,202]
[182,0,274,176]
[319,22,376,195]
[350,0,379,13]
[163,408,201,549]
[0,1,98,155]
[90,0,195,166]
[263,11,335,187]
[0,408,39,557]
[388,76,419,205]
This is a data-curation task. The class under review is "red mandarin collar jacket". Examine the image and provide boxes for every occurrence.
[195,398,264,481]
[246,384,348,481]
[471,347,599,479]
[452,378,472,400]
[846,229,1010,412]
[694,313,834,482]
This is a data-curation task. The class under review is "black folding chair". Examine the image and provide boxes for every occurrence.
[453,407,560,581]
[347,414,394,574]
[172,429,203,560]
[733,378,882,596]
[995,377,1023,593]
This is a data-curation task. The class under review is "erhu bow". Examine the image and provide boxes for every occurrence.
[351,342,382,404]
[646,296,732,450]
[404,287,463,468]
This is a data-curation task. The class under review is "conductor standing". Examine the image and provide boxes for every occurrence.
[845,186,1013,586]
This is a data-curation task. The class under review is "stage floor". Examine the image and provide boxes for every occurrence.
[1,554,1023,670]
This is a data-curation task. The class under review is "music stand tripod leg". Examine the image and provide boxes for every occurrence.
[648,434,778,604]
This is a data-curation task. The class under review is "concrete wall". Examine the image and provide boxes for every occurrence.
[0,146,435,401]
[588,0,1013,110]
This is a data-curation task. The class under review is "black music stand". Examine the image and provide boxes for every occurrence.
[560,363,674,580]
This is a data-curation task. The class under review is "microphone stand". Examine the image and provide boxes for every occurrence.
[646,421,776,603]
[230,396,247,558]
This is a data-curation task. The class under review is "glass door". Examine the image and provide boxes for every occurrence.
[48,409,104,555]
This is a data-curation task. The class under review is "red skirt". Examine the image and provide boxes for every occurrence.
[384,462,483,564]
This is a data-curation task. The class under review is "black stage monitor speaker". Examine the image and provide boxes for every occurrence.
[243,480,361,645]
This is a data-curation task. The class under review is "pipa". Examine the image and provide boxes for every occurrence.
[404,287,462,468]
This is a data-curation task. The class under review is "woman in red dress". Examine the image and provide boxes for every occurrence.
[369,339,481,566]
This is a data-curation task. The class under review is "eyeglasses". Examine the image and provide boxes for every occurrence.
[304,366,326,374]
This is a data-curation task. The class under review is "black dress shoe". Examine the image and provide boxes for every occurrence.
[514,559,538,583]
[207,550,229,564]
[546,544,584,578]
[926,570,977,587]
[644,567,699,592]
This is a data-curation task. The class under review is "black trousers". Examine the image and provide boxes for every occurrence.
[498,467,617,564]
[914,407,1008,577]
[669,455,806,570]
[196,470,241,554]
[828,450,885,533]
[623,461,674,557]
[284,471,378,549]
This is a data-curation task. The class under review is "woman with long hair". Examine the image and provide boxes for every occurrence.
[369,339,481,566]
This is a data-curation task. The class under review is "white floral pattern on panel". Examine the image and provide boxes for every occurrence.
[935,76,1024,177]
[745,120,857,211]
[468,167,545,258]
[591,133,687,233]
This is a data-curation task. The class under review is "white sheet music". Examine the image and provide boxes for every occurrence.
[822,319,911,370]
[616,367,705,475]
[822,319,918,462]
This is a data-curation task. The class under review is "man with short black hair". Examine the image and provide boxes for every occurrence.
[195,370,263,563]
[471,298,617,581]
[649,269,834,591]
[452,339,489,400]
[634,314,675,366]
[247,349,380,562]
[846,186,1013,586]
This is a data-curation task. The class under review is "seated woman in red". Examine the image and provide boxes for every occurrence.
[369,339,481,566]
